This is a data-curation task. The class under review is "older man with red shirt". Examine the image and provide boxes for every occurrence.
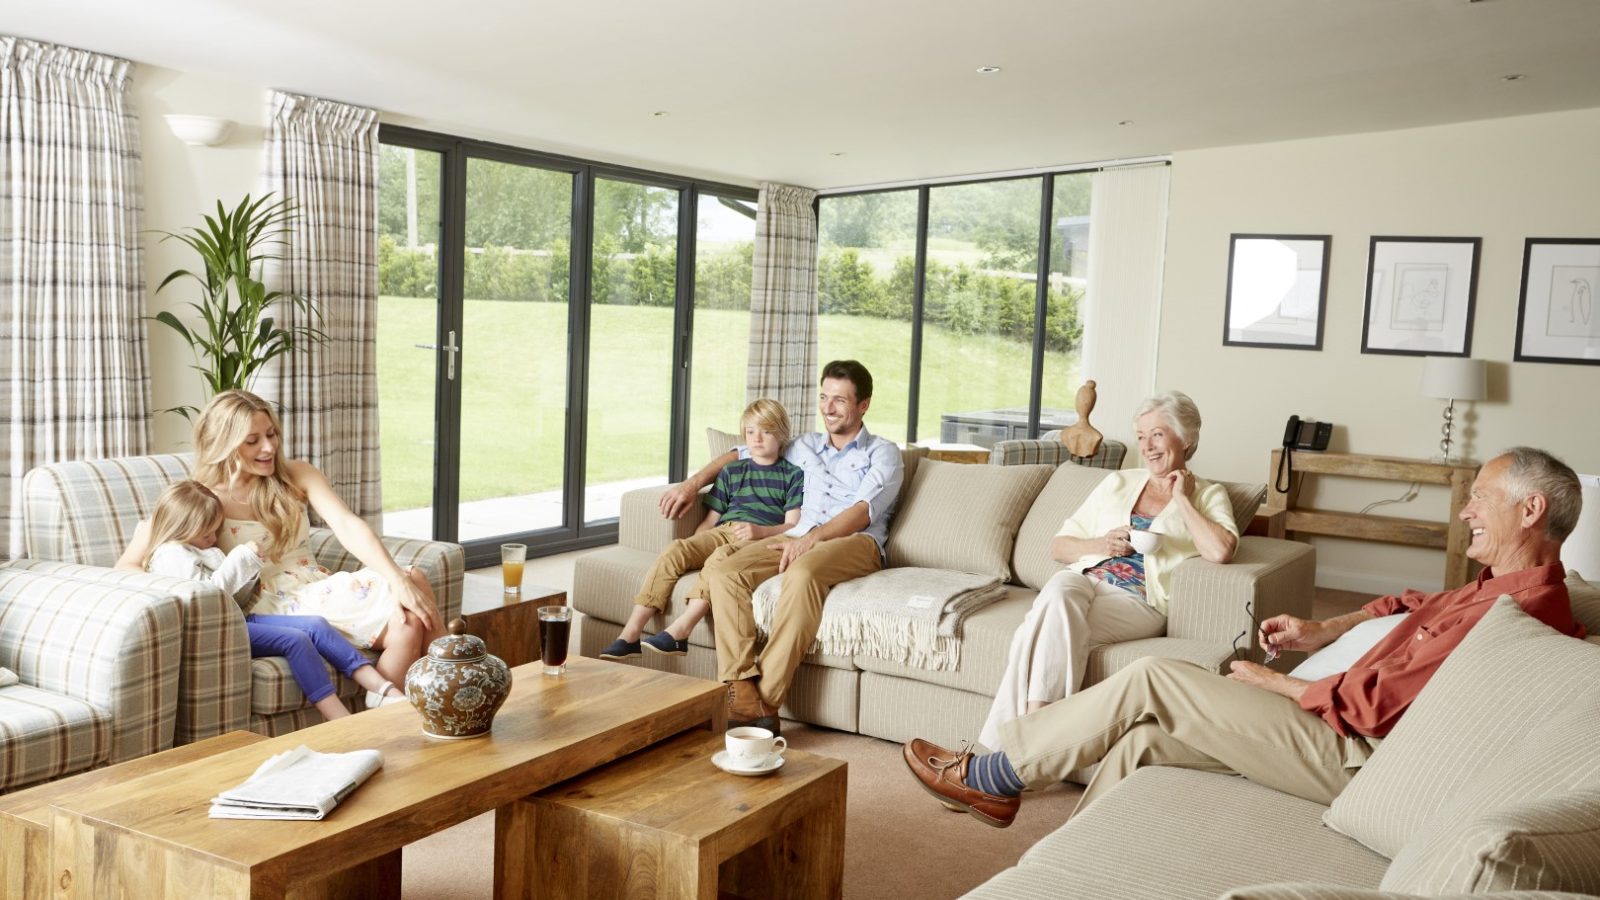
[905,447,1584,828]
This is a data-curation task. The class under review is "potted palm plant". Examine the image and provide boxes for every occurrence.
[152,194,323,417]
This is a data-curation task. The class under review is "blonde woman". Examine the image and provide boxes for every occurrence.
[978,391,1239,749]
[119,389,441,686]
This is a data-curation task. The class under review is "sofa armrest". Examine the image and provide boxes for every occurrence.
[307,529,466,624]
[988,438,1128,470]
[1,559,251,744]
[617,484,702,553]
[1219,885,1596,900]
[1165,536,1316,661]
[0,565,185,765]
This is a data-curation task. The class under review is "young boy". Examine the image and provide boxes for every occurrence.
[600,398,804,659]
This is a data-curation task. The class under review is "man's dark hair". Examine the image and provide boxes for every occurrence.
[820,360,873,401]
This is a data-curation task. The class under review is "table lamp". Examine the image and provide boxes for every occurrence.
[1421,356,1486,462]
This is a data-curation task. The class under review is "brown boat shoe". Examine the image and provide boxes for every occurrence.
[902,738,1021,828]
[726,678,781,735]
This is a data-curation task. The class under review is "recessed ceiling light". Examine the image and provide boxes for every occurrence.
[830,152,847,157]
[651,110,670,118]
[975,66,1002,74]
[1118,120,1135,126]
[1501,73,1525,82]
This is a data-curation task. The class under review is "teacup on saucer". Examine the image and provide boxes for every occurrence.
[712,750,785,776]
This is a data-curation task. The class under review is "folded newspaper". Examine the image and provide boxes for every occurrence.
[210,745,384,820]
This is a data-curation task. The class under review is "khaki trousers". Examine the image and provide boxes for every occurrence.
[632,524,746,612]
[701,533,882,707]
[997,657,1377,810]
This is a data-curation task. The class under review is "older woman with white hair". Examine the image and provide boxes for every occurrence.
[978,390,1239,749]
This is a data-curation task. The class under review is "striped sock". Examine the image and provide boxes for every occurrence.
[964,751,1025,797]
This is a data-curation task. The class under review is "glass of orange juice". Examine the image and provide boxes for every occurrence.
[501,543,526,595]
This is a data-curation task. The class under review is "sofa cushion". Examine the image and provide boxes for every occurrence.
[1383,700,1600,893]
[1220,480,1269,532]
[1011,463,1112,591]
[1017,767,1388,898]
[1386,789,1600,895]
[1565,569,1600,635]
[886,461,1052,580]
[0,683,110,791]
[1326,596,1600,858]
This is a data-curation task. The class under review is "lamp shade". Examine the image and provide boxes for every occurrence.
[1421,356,1486,401]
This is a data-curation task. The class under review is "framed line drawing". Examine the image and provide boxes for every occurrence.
[1360,236,1480,357]
[1222,234,1331,350]
[1515,238,1600,365]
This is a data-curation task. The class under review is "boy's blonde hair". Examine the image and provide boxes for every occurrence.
[741,398,793,448]
[143,481,225,569]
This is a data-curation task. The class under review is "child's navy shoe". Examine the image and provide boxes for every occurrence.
[599,637,641,660]
[643,631,690,656]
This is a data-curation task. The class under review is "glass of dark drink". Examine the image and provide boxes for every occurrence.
[538,606,572,676]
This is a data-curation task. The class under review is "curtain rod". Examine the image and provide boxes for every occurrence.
[815,155,1171,196]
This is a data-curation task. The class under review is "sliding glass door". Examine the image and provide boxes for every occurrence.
[377,127,755,565]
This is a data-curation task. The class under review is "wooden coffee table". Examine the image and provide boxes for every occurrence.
[50,657,725,899]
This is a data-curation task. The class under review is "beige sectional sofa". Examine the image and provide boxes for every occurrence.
[961,577,1600,900]
[573,449,1317,748]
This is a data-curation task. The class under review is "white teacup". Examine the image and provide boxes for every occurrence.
[725,726,786,768]
[1128,529,1163,554]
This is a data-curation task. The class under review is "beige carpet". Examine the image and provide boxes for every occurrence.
[402,723,1082,899]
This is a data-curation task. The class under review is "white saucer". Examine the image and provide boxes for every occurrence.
[711,749,785,776]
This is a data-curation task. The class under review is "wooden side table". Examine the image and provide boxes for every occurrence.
[497,729,847,900]
[1265,450,1480,589]
[917,442,992,465]
[460,587,565,669]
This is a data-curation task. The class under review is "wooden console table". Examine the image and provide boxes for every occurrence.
[1265,450,1480,589]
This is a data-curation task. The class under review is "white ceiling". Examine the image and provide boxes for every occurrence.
[9,0,1600,190]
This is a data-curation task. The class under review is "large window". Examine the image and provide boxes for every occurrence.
[816,171,1095,446]
[688,194,757,462]
[816,190,917,444]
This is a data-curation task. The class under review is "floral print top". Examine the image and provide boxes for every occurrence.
[1083,514,1155,598]
[217,515,329,612]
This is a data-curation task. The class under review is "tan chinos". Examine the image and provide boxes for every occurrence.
[631,524,748,612]
[997,656,1378,809]
[702,532,882,708]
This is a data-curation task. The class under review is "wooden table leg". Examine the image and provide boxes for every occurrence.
[719,765,847,899]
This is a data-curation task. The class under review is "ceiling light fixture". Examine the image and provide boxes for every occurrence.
[1118,120,1135,126]
[1501,73,1525,82]
[975,66,1001,74]
[830,152,847,157]
[651,110,670,118]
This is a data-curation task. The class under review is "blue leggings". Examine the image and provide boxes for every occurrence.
[246,614,371,704]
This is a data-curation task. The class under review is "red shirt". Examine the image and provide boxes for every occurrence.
[1297,563,1578,738]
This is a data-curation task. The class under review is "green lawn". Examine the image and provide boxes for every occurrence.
[376,296,1079,511]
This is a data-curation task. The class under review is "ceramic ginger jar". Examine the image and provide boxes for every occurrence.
[406,618,512,739]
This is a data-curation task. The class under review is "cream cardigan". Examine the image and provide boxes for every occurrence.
[1054,469,1238,616]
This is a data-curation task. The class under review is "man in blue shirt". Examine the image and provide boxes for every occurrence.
[659,360,904,733]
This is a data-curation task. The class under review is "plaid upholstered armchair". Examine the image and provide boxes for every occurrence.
[0,566,182,792]
[10,454,465,741]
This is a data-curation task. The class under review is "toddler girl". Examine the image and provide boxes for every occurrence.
[143,481,408,720]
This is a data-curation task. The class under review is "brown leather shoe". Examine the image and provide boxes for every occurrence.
[902,738,1020,828]
[726,678,781,735]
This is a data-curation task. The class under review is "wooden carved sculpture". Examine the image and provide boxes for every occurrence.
[1061,379,1104,458]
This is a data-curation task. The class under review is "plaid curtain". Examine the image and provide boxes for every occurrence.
[254,91,382,527]
[0,36,149,559]
[746,182,819,433]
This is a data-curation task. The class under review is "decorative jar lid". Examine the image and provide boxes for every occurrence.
[427,618,487,662]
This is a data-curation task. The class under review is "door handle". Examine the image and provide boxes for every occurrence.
[443,330,460,381]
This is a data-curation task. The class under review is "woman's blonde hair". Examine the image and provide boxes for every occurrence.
[741,398,793,448]
[143,481,225,569]
[191,389,305,559]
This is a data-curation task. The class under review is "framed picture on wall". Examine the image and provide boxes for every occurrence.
[1360,236,1480,357]
[1222,234,1331,350]
[1515,238,1600,365]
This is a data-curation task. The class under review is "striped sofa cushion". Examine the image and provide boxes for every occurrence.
[886,461,1053,579]
[1383,700,1600,893]
[1326,597,1600,859]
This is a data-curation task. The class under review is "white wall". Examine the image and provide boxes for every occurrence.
[136,64,270,452]
[1155,107,1600,593]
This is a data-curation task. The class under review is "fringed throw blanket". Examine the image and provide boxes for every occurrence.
[752,568,1008,672]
